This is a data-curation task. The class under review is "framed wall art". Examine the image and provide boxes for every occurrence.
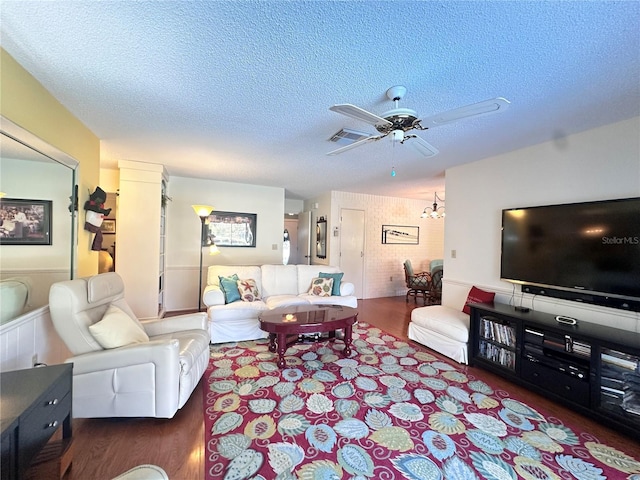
[316,216,327,259]
[100,219,116,234]
[204,211,257,247]
[381,224,419,245]
[0,198,53,245]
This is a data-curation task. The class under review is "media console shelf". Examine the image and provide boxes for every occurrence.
[469,302,640,441]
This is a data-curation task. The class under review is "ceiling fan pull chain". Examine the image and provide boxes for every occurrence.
[391,135,397,177]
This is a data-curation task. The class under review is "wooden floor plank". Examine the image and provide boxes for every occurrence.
[65,296,639,479]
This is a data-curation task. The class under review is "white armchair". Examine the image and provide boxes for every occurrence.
[49,272,210,419]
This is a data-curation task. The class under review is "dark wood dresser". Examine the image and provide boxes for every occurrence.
[1,363,73,480]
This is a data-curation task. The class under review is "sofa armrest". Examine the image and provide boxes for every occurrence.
[68,338,180,375]
[141,313,208,336]
[203,285,225,307]
[340,281,355,296]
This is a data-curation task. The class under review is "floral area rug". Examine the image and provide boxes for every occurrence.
[203,323,640,479]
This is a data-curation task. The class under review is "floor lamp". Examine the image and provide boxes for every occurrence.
[192,205,214,312]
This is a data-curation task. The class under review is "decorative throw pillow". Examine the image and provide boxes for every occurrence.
[308,277,334,297]
[219,274,241,304]
[237,279,260,302]
[319,272,343,296]
[462,286,496,315]
[89,304,149,349]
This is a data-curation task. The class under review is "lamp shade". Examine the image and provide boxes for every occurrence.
[209,244,220,255]
[192,204,214,218]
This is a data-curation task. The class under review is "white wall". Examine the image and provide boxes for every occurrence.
[444,116,640,332]
[0,307,71,371]
[285,198,304,214]
[165,176,285,311]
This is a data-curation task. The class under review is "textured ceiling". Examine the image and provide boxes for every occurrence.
[1,1,638,200]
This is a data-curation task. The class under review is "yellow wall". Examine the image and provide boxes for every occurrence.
[1,48,100,276]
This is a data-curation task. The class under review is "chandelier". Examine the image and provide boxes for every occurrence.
[421,192,445,219]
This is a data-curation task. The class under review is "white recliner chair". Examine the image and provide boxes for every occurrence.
[49,272,210,419]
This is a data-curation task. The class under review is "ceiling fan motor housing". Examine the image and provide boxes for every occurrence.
[375,108,421,134]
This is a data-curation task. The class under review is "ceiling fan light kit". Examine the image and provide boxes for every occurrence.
[392,129,404,143]
[421,193,445,219]
[327,85,509,160]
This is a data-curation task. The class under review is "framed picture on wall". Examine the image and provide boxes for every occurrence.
[381,224,419,245]
[100,219,116,234]
[0,198,53,245]
[204,211,257,247]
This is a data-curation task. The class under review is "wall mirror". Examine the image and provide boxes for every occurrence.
[0,117,79,326]
[316,216,327,259]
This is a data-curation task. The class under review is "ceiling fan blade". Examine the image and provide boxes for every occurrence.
[407,135,439,157]
[419,97,510,128]
[330,104,393,127]
[327,135,382,155]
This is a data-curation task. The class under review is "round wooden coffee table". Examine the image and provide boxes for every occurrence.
[259,305,358,368]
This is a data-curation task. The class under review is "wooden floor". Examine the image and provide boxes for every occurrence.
[64,296,639,479]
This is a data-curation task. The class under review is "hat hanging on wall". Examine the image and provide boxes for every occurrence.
[84,186,112,251]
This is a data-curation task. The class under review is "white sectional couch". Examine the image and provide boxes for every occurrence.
[203,264,357,343]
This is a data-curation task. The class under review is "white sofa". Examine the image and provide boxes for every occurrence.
[408,305,470,364]
[203,264,357,343]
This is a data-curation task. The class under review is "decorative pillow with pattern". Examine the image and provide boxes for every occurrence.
[308,277,334,297]
[319,272,343,296]
[219,274,241,304]
[237,278,261,302]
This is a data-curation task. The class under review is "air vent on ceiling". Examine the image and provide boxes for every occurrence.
[328,128,371,145]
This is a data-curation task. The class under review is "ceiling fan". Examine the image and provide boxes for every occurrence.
[327,86,510,157]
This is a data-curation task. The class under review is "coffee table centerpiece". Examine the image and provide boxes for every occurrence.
[258,305,358,368]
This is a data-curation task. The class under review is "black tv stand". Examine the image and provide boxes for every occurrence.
[469,302,640,441]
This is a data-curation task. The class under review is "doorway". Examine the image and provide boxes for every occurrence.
[284,217,299,264]
[339,208,365,298]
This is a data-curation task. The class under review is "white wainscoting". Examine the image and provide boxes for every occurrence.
[442,278,640,333]
[0,305,71,372]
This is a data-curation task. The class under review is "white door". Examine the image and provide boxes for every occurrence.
[340,209,365,298]
[297,211,312,265]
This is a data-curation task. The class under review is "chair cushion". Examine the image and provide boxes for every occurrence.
[308,277,333,296]
[219,274,241,304]
[237,278,261,301]
[87,271,125,303]
[261,265,298,297]
[264,295,310,309]
[462,286,495,314]
[89,304,149,349]
[429,259,444,273]
[208,266,262,292]
[319,272,343,296]
[404,260,414,276]
[208,301,268,321]
[151,329,210,375]
[411,305,470,343]
[300,294,357,307]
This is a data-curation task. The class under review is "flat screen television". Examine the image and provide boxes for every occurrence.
[500,197,640,311]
